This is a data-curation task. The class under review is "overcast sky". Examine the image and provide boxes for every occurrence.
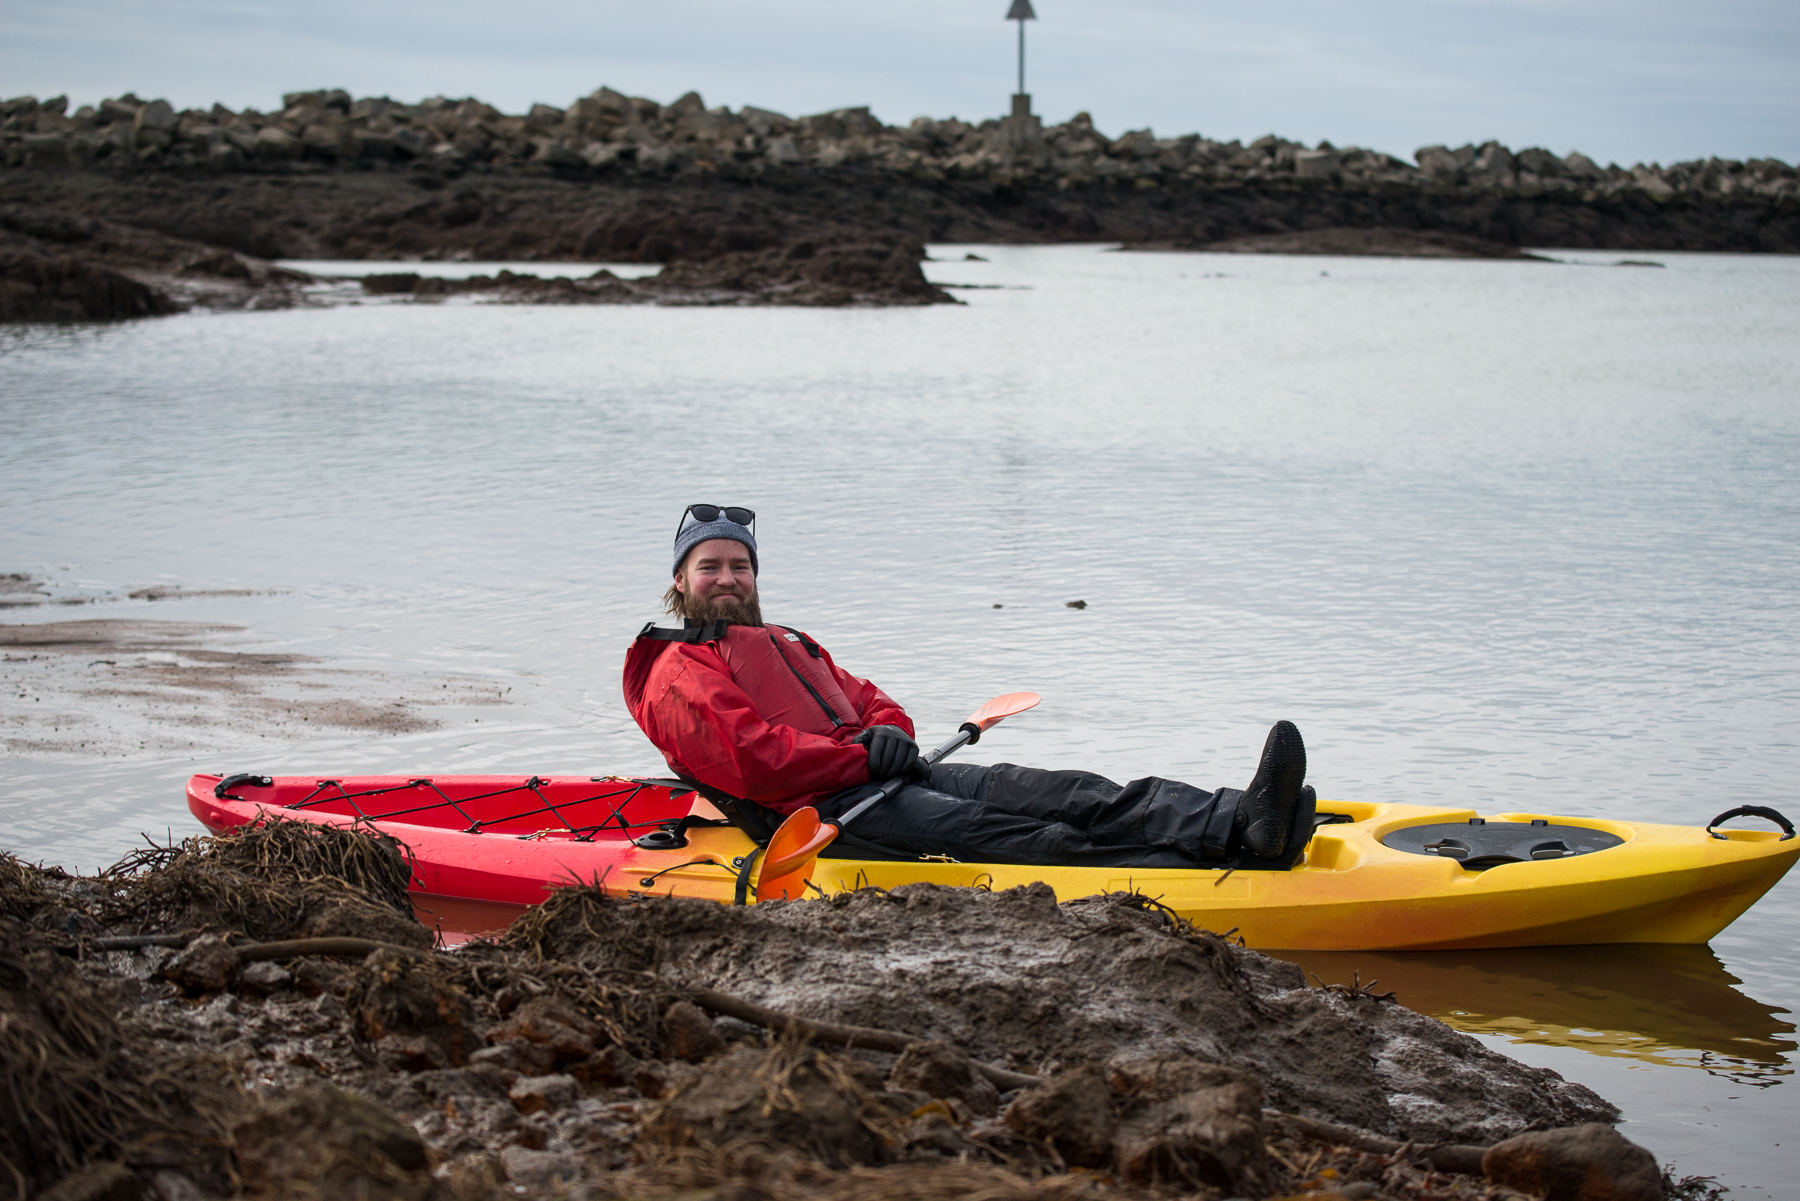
[4,0,1795,167]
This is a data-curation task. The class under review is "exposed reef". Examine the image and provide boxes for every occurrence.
[3,85,1795,321]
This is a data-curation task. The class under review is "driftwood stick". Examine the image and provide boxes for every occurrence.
[77,932,435,960]
[235,936,433,962]
[687,984,1040,1092]
[1269,1110,1487,1176]
[89,932,202,951]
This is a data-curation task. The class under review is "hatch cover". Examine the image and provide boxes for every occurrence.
[1381,818,1624,870]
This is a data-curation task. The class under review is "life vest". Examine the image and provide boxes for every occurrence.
[624,620,858,739]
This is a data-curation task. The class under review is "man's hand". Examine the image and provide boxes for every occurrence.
[855,725,922,781]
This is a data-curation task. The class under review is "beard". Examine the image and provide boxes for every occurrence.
[665,583,763,628]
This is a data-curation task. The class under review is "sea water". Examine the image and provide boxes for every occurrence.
[3,244,1797,1191]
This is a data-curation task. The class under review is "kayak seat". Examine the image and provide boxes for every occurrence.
[672,775,785,847]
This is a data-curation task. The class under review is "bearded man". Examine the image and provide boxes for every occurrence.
[623,505,1315,868]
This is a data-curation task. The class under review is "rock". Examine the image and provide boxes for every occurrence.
[508,1073,579,1114]
[37,1162,142,1201]
[20,133,72,167]
[1294,149,1337,179]
[486,995,602,1067]
[363,273,422,294]
[1481,1124,1662,1201]
[888,1039,1000,1117]
[437,1151,506,1201]
[470,1038,554,1075]
[765,135,803,166]
[145,1171,205,1201]
[497,1146,583,1191]
[239,960,293,995]
[1110,1059,1268,1194]
[1415,145,1461,182]
[162,934,240,994]
[1003,1065,1116,1167]
[132,100,176,133]
[1563,151,1606,180]
[1474,141,1516,179]
[643,1044,890,1167]
[232,1081,435,1201]
[253,126,301,160]
[348,947,480,1065]
[571,1043,638,1086]
[661,999,727,1062]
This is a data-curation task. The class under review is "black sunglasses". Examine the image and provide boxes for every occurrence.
[677,504,756,536]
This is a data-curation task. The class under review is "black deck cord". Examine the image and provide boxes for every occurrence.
[1707,805,1796,841]
[637,858,723,888]
[733,848,762,906]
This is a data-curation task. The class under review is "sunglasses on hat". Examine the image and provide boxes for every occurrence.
[676,504,756,536]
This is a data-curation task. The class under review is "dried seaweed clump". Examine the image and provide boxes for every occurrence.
[104,817,429,946]
[0,926,231,1198]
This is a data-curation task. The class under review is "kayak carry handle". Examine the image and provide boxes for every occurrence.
[1706,805,1796,841]
[215,773,273,800]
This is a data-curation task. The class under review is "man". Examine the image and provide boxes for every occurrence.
[623,505,1314,869]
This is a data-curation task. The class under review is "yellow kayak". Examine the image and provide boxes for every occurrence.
[798,800,1800,950]
[192,774,1797,950]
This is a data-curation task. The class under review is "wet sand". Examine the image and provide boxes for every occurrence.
[2,617,507,756]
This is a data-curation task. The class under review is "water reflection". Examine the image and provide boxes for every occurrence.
[1273,944,1795,1085]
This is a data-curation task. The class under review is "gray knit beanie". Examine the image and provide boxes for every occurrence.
[673,517,758,576]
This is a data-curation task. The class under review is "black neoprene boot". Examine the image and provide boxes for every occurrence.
[1235,720,1307,859]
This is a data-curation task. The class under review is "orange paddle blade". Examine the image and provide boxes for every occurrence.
[756,807,839,901]
[967,691,1041,732]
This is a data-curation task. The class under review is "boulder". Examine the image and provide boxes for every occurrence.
[765,135,802,166]
[1416,145,1460,182]
[1481,1124,1661,1201]
[21,133,72,167]
[1294,149,1336,179]
[253,126,301,160]
[132,99,177,133]
[1563,151,1605,180]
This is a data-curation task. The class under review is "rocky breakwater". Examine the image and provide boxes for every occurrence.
[2,818,1713,1201]
[5,86,1795,210]
[4,86,1797,253]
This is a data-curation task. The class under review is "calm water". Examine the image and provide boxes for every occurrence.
[3,244,1797,1191]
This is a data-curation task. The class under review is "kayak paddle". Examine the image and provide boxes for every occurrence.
[754,691,1041,901]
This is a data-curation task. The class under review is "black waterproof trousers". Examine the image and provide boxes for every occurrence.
[814,761,1244,868]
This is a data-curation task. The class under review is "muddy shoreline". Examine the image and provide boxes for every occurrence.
[5,819,1713,1201]
[2,617,507,756]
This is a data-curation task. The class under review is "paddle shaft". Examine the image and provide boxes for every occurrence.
[836,722,979,828]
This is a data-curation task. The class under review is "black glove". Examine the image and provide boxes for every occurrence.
[855,724,921,781]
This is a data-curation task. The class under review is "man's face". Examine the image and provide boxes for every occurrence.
[675,538,757,615]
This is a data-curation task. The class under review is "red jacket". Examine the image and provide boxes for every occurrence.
[623,622,913,814]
